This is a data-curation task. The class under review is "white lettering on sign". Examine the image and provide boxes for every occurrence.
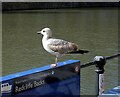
[15,82,33,93]
[15,79,45,93]
[34,80,45,87]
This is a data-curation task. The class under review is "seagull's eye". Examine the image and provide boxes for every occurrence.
[43,31,45,32]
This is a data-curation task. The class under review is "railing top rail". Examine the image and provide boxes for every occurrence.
[81,53,120,68]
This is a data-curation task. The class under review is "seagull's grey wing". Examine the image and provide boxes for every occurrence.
[48,38,78,54]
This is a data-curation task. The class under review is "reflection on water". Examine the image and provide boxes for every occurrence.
[2,8,118,95]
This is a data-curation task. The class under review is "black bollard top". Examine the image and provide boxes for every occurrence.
[94,56,106,74]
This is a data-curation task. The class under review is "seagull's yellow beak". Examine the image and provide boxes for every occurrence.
[37,31,41,34]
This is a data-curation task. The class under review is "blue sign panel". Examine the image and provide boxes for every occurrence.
[100,86,120,97]
[0,60,80,97]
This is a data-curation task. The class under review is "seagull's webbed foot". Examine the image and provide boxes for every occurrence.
[51,57,58,68]
[50,63,57,68]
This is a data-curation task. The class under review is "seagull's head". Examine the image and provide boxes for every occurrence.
[37,28,52,37]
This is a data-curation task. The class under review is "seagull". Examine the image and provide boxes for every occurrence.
[37,28,89,67]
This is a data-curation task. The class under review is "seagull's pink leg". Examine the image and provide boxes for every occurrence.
[51,57,58,68]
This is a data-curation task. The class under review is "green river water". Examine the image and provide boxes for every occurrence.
[2,8,118,95]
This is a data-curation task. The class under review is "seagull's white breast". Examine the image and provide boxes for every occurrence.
[42,37,59,56]
[42,37,51,52]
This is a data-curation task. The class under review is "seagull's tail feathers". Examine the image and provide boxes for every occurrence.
[66,49,89,54]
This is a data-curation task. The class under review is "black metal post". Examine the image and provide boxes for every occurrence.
[94,56,106,96]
